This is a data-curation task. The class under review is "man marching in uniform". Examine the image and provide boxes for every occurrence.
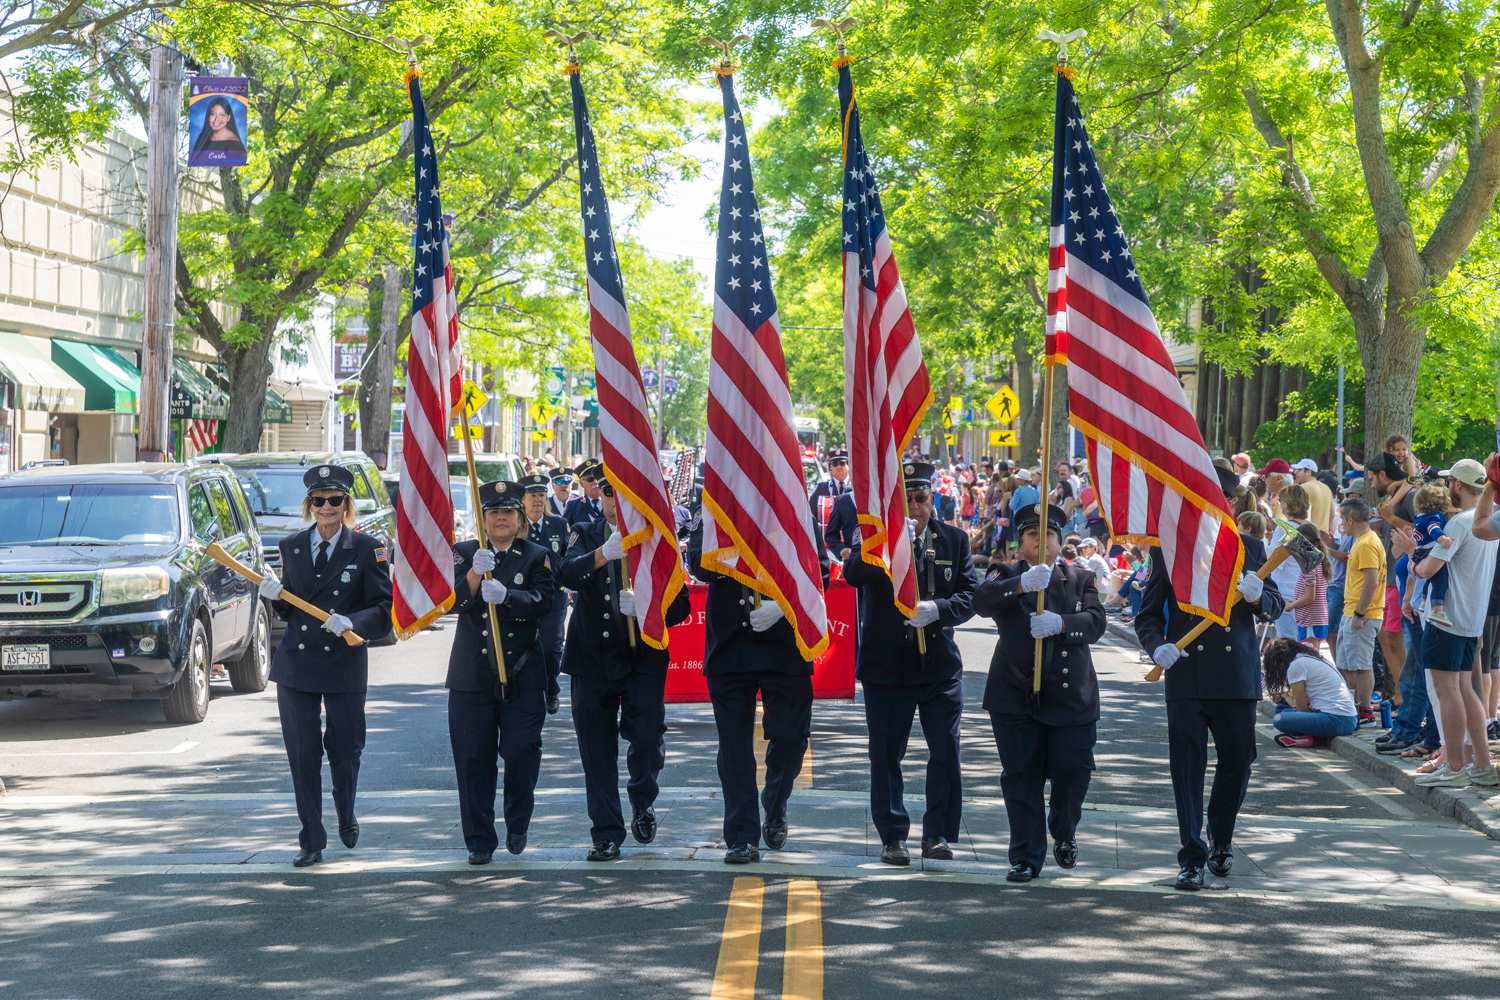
[808,448,852,510]
[1135,465,1284,890]
[558,478,691,861]
[564,459,607,527]
[843,461,976,866]
[548,467,575,519]
[258,464,393,867]
[688,520,830,864]
[972,501,1104,882]
[521,473,571,716]
[447,480,554,864]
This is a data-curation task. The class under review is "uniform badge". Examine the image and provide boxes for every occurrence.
[319,466,330,478]
[374,547,387,562]
[551,539,560,552]
[944,567,952,582]
[294,548,300,555]
[340,570,351,583]
[514,572,524,585]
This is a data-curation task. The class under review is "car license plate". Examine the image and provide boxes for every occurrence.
[1,644,50,671]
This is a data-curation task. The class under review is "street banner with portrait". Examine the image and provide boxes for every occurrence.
[187,77,249,167]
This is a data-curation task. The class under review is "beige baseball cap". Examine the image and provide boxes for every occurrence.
[1438,458,1486,488]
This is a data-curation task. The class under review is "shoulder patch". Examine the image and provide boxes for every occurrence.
[568,530,580,548]
[453,550,465,566]
[374,547,388,562]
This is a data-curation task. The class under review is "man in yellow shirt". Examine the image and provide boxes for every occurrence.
[1338,497,1385,725]
[1293,459,1335,534]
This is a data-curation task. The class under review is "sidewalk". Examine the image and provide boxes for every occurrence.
[1105,618,1500,840]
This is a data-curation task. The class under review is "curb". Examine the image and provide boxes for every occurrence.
[1102,618,1500,840]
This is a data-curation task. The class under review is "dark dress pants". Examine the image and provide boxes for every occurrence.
[707,671,813,847]
[570,671,668,845]
[277,683,365,852]
[448,688,546,853]
[989,712,1095,871]
[1166,698,1257,868]
[539,602,567,701]
[864,677,964,845]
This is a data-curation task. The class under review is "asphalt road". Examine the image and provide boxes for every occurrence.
[3,615,1498,1000]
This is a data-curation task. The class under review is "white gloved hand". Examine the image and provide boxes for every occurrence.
[1152,643,1183,671]
[1029,610,1063,638]
[1236,571,1264,604]
[1020,562,1053,593]
[258,576,283,601]
[619,589,636,616]
[905,601,940,628]
[600,531,626,561]
[470,548,496,575]
[322,612,353,636]
[748,600,785,632]
[481,579,509,604]
[905,517,919,537]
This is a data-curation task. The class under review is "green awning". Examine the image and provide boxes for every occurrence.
[206,363,292,423]
[170,358,230,420]
[0,333,85,412]
[50,339,139,413]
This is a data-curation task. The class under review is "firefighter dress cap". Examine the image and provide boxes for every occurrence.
[478,480,525,511]
[904,461,936,490]
[303,464,355,494]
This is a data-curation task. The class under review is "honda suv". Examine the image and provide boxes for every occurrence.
[0,463,269,723]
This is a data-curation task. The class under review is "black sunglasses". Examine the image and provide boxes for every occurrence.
[308,495,346,507]
[905,490,932,503]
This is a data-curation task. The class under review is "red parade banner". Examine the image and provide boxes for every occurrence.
[664,576,857,703]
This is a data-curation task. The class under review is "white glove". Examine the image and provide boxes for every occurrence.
[1236,571,1264,604]
[481,579,508,604]
[1152,643,1183,671]
[906,601,940,627]
[1020,562,1052,593]
[600,531,625,561]
[258,577,283,600]
[470,548,496,575]
[905,517,919,537]
[619,589,636,616]
[322,612,353,636]
[1029,610,1063,637]
[748,600,784,632]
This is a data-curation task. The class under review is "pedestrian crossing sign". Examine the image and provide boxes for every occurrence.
[985,386,1019,425]
[461,381,488,418]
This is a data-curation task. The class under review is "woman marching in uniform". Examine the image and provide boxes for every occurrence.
[257,464,393,867]
[447,480,554,864]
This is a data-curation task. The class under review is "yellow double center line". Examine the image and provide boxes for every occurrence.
[711,876,823,1000]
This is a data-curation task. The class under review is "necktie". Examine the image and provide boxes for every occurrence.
[315,538,329,575]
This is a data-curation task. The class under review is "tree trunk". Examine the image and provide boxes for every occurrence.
[358,265,401,468]
[221,328,276,454]
[1357,304,1419,458]
[1014,333,1040,464]
[1045,363,1070,472]
[1225,373,1244,452]
[1241,362,1262,452]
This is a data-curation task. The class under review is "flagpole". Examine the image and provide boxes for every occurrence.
[1033,363,1054,696]
[460,384,511,698]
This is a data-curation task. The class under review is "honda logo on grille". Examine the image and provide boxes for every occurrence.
[17,590,42,607]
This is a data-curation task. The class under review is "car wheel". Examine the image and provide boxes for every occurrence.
[227,601,271,692]
[163,618,211,724]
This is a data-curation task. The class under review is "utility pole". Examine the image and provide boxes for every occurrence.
[1335,365,1345,483]
[137,29,182,462]
[657,321,668,450]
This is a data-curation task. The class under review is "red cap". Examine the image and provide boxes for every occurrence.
[1256,458,1292,475]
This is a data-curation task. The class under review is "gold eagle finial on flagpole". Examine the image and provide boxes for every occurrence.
[701,33,752,73]
[383,33,434,68]
[811,17,859,57]
[544,29,593,68]
[1035,27,1087,65]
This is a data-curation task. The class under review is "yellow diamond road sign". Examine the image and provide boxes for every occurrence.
[985,386,1020,425]
[527,400,552,424]
[461,381,488,418]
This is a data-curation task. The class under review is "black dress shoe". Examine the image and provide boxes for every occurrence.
[880,841,910,867]
[1175,866,1204,891]
[339,821,359,849]
[1005,862,1038,883]
[921,837,953,860]
[762,815,788,851]
[724,843,760,864]
[506,832,527,855]
[1053,839,1078,869]
[468,850,493,865]
[292,849,322,868]
[631,806,657,845]
[546,693,560,715]
[587,841,621,862]
[1206,844,1233,877]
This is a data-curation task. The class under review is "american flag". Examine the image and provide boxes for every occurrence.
[838,57,932,617]
[1047,69,1242,624]
[186,418,218,453]
[567,67,684,648]
[701,69,828,660]
[392,69,463,639]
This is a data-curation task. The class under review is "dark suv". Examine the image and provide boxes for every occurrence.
[0,463,269,723]
[216,452,396,647]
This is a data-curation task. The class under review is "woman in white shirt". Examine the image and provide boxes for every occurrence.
[1262,637,1358,747]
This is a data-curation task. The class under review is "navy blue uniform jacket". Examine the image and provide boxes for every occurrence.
[526,514,571,589]
[557,518,692,680]
[824,492,859,556]
[1133,534,1284,702]
[972,560,1105,726]
[563,495,605,527]
[269,526,393,693]
[687,521,830,677]
[446,538,554,693]
[842,520,976,686]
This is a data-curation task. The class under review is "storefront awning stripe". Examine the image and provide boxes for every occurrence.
[170,357,230,421]
[50,339,139,413]
[0,333,85,413]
